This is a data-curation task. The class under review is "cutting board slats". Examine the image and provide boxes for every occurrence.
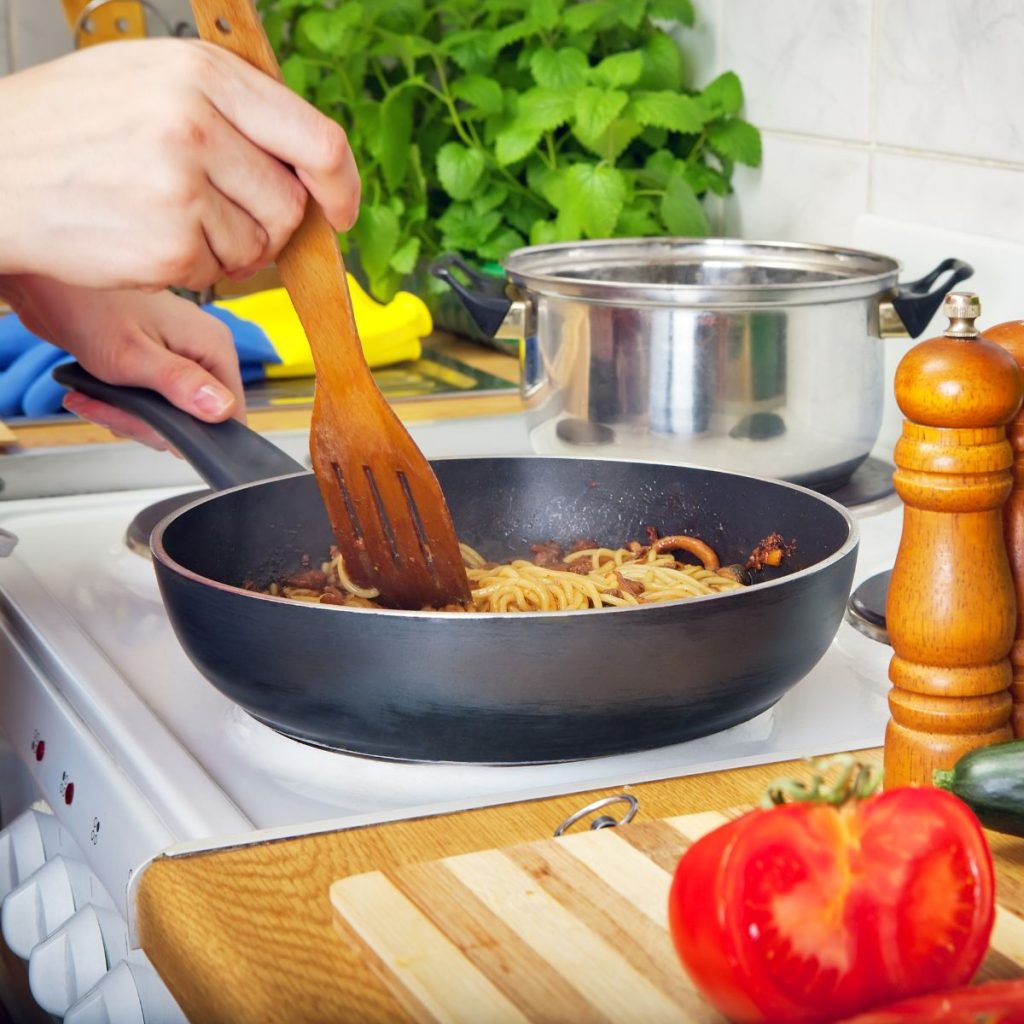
[331,812,1024,1024]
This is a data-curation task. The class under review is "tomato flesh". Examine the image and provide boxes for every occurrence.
[668,788,995,1024]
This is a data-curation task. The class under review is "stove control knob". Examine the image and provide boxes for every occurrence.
[64,957,189,1024]
[27,904,129,1017]
[1,854,113,958]
[0,807,70,902]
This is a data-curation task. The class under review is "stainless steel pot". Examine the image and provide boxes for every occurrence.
[433,239,972,490]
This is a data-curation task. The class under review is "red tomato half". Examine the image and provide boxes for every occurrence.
[668,788,995,1024]
[835,978,1024,1023]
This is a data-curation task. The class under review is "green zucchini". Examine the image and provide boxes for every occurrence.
[934,740,1024,837]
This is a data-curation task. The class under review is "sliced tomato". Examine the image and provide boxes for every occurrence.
[668,788,995,1024]
[835,978,1024,1023]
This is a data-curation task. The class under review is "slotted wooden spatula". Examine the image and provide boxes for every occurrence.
[191,0,470,610]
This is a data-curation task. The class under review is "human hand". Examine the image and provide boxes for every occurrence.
[2,275,244,451]
[0,39,360,292]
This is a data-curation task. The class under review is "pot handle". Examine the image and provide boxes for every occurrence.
[429,254,519,337]
[881,258,974,338]
[52,362,306,490]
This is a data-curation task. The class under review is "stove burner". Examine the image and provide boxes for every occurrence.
[816,457,895,507]
[126,489,210,557]
[846,569,891,645]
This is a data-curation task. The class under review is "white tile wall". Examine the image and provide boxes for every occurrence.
[723,135,870,247]
[696,0,1024,306]
[876,0,1024,164]
[715,0,873,142]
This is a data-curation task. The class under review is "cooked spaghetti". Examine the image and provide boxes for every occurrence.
[258,530,764,613]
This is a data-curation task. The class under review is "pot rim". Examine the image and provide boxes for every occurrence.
[502,237,902,307]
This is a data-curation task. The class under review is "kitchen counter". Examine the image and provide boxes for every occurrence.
[134,749,1024,1023]
[4,332,522,451]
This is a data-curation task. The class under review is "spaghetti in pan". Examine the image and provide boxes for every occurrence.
[258,530,794,613]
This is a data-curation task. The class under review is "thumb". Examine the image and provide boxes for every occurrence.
[108,344,238,423]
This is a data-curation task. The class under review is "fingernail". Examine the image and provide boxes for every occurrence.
[193,384,234,417]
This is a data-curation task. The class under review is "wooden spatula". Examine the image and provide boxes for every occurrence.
[191,0,470,610]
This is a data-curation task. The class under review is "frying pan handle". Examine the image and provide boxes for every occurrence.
[53,362,306,490]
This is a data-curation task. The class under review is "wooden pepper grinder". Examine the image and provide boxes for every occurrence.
[983,319,1024,737]
[885,292,1023,788]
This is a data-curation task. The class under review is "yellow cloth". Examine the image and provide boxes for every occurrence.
[214,278,431,376]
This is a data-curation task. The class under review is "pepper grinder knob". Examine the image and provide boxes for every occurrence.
[885,292,1023,788]
[979,318,1024,737]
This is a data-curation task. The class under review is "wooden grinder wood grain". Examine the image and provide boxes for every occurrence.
[983,319,1024,737]
[885,292,1024,788]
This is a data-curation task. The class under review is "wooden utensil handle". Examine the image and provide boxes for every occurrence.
[191,1,282,82]
[190,0,364,381]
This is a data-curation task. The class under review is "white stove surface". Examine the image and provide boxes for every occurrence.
[0,414,901,878]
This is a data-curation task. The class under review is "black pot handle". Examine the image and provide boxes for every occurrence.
[891,258,974,337]
[53,362,305,491]
[429,254,512,338]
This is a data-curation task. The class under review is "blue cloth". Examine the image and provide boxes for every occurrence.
[0,304,280,418]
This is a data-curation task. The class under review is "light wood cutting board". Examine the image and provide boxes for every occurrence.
[330,808,1024,1024]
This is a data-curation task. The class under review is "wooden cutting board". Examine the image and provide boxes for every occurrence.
[330,808,1024,1024]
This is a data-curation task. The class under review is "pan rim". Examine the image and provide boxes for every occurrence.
[149,456,860,619]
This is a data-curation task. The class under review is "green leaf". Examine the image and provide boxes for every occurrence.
[517,88,577,132]
[436,204,503,251]
[376,0,424,33]
[376,91,414,191]
[648,0,695,25]
[660,172,710,235]
[528,0,563,29]
[296,5,363,54]
[280,54,311,95]
[478,227,526,261]
[615,0,647,29]
[701,71,743,116]
[563,2,612,34]
[628,91,707,134]
[590,50,645,88]
[642,149,676,186]
[473,184,510,215]
[529,218,563,245]
[494,125,543,165]
[442,29,495,73]
[389,237,421,276]
[263,11,287,52]
[707,118,762,166]
[573,87,629,144]
[451,74,504,116]
[355,205,401,281]
[530,47,589,90]
[638,31,683,90]
[616,197,663,236]
[575,117,643,160]
[436,143,487,201]
[494,87,575,165]
[490,17,543,56]
[560,163,628,238]
[314,72,345,108]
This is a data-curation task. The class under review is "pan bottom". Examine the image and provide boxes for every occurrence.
[243,697,784,766]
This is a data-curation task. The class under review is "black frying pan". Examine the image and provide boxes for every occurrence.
[55,364,859,764]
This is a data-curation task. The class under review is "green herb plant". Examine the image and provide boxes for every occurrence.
[259,0,762,302]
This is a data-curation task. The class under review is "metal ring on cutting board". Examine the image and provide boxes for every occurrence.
[554,794,639,837]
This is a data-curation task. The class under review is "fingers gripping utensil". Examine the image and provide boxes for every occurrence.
[190,0,470,610]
